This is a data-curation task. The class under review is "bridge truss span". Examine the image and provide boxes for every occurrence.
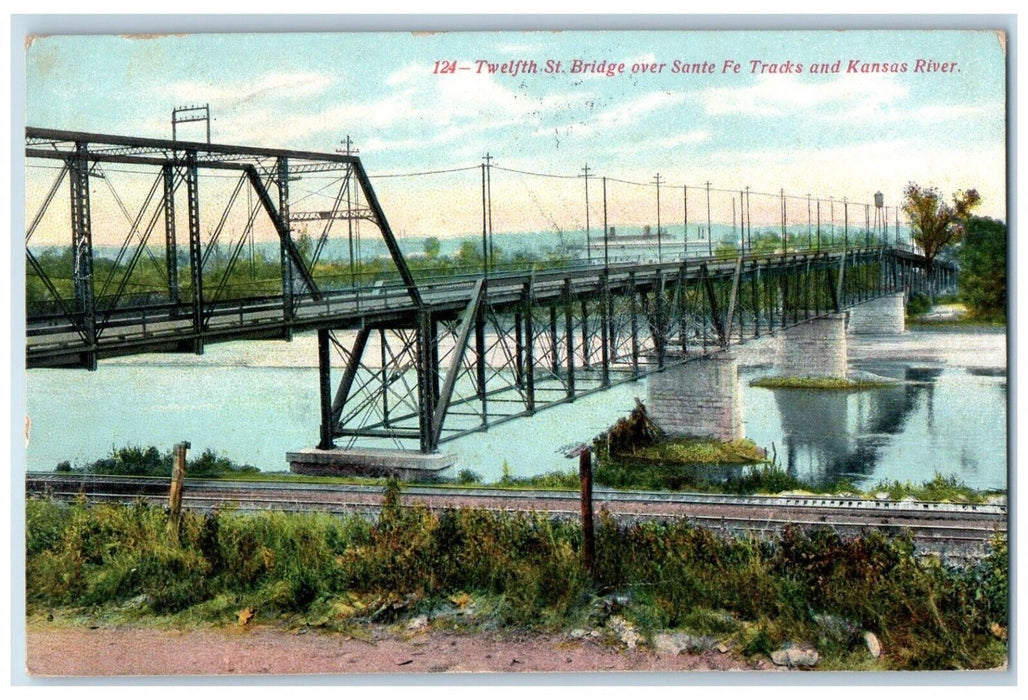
[319,246,945,453]
[24,128,957,455]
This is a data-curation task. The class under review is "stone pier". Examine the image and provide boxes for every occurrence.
[647,352,743,441]
[847,292,906,335]
[287,448,456,480]
[775,314,848,379]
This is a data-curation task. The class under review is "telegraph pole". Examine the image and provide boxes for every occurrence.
[745,185,751,253]
[336,135,359,289]
[582,164,592,264]
[483,153,495,269]
[654,173,663,263]
[705,181,712,257]
[683,185,688,258]
[807,194,812,249]
[603,177,609,271]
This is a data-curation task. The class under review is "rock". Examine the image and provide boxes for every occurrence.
[652,632,715,655]
[606,615,642,650]
[654,633,685,655]
[987,495,1007,506]
[568,628,589,640]
[771,645,820,668]
[864,631,882,659]
[406,615,429,632]
[874,492,891,500]
[716,643,729,654]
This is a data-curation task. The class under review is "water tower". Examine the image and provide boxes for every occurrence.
[873,191,885,244]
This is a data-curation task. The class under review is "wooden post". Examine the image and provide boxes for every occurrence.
[169,441,190,538]
[579,447,595,577]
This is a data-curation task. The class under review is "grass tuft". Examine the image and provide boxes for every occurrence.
[750,376,894,390]
[25,496,1008,670]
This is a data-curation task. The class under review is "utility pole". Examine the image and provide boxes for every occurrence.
[654,173,663,263]
[582,164,592,264]
[336,135,359,289]
[816,198,821,251]
[705,181,712,257]
[828,196,835,246]
[683,185,688,258]
[738,190,744,251]
[481,163,488,278]
[807,194,812,249]
[844,197,849,250]
[603,177,609,271]
[483,153,495,269]
[780,188,788,253]
[745,185,751,253]
[172,104,211,143]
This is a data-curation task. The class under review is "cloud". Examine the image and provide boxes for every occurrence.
[702,73,908,117]
[655,130,712,148]
[385,62,429,86]
[163,71,335,108]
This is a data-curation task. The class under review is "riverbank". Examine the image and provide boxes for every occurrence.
[25,621,760,676]
[25,497,1008,673]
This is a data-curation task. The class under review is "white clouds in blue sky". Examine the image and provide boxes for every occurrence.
[25,29,1007,233]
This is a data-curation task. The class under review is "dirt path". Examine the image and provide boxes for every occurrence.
[26,624,767,677]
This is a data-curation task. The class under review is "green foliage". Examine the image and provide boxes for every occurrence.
[422,236,441,259]
[64,445,258,478]
[750,376,894,390]
[495,470,580,489]
[902,182,981,271]
[25,498,1007,669]
[906,293,932,317]
[869,474,993,504]
[27,237,579,310]
[714,241,739,258]
[455,469,483,484]
[957,216,1006,320]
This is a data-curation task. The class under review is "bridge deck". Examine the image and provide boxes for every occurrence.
[27,246,935,369]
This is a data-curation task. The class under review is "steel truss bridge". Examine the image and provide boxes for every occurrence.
[24,128,955,454]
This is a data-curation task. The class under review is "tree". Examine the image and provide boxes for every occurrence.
[423,236,441,260]
[956,216,1006,320]
[902,183,981,293]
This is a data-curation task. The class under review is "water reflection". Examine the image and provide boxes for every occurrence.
[768,365,944,487]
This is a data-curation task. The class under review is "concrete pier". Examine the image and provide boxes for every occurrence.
[775,314,848,379]
[287,448,456,480]
[647,352,743,442]
[847,292,906,335]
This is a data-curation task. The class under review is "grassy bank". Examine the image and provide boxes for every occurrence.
[51,445,1003,503]
[25,495,1007,670]
[749,377,895,390]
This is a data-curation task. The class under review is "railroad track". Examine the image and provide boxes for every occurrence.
[26,473,1007,560]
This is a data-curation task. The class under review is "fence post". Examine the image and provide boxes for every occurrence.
[579,446,595,577]
[169,441,190,539]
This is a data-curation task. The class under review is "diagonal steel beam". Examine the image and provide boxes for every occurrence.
[349,160,423,308]
[701,263,727,347]
[431,279,486,446]
[724,256,743,343]
[243,164,321,301]
[26,164,68,243]
[330,327,372,428]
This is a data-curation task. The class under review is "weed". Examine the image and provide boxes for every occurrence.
[24,496,1008,670]
[749,376,894,390]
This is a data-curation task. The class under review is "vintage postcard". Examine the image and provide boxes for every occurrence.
[16,18,1010,682]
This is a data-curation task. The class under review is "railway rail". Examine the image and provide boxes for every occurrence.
[26,473,1006,560]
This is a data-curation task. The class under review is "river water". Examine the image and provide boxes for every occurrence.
[23,328,1007,491]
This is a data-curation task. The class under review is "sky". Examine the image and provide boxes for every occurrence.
[23,28,1008,244]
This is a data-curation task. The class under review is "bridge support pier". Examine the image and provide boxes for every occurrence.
[647,352,743,442]
[775,314,848,379]
[847,292,905,335]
